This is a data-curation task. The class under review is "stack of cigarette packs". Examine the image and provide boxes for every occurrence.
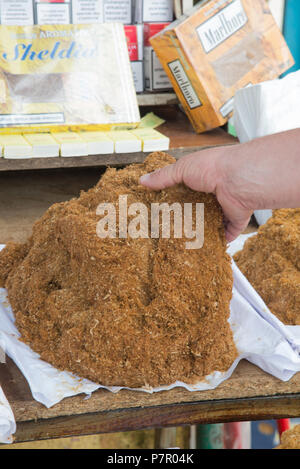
[0,0,175,94]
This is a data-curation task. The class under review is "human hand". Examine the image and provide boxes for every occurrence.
[140,129,300,242]
[140,145,254,242]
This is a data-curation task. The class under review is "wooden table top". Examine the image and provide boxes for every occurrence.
[2,357,300,443]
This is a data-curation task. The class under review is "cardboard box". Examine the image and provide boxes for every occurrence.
[144,23,172,91]
[134,0,174,23]
[124,24,144,93]
[150,0,294,133]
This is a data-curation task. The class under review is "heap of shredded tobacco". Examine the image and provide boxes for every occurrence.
[276,425,300,449]
[0,152,237,388]
[234,209,300,326]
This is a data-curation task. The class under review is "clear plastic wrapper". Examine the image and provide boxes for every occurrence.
[0,24,140,133]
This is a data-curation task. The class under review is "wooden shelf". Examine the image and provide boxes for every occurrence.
[0,108,236,172]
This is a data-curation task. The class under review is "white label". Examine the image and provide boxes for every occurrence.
[0,113,65,126]
[1,0,34,25]
[72,0,104,24]
[103,0,131,24]
[142,0,173,22]
[131,61,144,93]
[196,0,248,53]
[36,3,71,25]
[168,59,201,109]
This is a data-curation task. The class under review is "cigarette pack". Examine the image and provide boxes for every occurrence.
[106,130,142,153]
[71,0,104,24]
[150,0,294,133]
[1,0,34,25]
[124,24,144,93]
[0,134,33,159]
[134,0,174,23]
[131,127,170,152]
[34,1,71,25]
[52,131,88,156]
[144,23,172,91]
[103,0,132,24]
[24,132,60,157]
[79,130,114,154]
[0,23,140,133]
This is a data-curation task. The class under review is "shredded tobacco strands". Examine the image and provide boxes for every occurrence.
[235,209,300,326]
[276,425,300,449]
[0,152,237,388]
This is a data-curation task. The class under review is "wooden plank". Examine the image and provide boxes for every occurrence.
[0,143,236,172]
[10,393,300,444]
[2,358,300,429]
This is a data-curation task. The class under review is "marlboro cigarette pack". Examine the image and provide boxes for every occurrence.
[0,23,140,133]
[150,0,294,133]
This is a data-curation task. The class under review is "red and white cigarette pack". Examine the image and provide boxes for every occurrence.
[144,23,172,91]
[124,24,144,93]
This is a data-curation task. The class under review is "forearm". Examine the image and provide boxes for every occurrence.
[223,129,300,211]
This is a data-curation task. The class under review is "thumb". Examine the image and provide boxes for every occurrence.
[224,214,252,242]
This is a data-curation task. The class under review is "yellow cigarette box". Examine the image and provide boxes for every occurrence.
[131,128,170,152]
[23,133,60,158]
[106,131,142,153]
[52,131,88,157]
[0,134,32,159]
[150,0,294,133]
[79,131,114,155]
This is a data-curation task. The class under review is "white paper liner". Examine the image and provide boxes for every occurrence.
[0,385,16,444]
[1,239,300,443]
